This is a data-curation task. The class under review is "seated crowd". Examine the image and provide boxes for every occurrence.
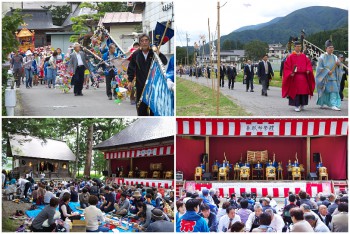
[28,178,174,232]
[176,188,348,232]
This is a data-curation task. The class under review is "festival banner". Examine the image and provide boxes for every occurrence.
[154,21,174,46]
[177,118,348,136]
[142,59,174,116]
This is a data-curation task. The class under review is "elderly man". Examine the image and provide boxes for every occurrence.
[304,213,330,232]
[316,40,344,111]
[317,205,332,229]
[127,34,167,116]
[265,209,285,232]
[300,204,319,220]
[261,197,276,213]
[146,208,173,232]
[245,204,263,232]
[289,207,314,232]
[68,42,90,96]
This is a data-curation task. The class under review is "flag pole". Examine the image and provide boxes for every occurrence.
[157,20,171,53]
[216,1,221,115]
[208,18,215,105]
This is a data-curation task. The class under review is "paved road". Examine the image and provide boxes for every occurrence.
[14,82,137,116]
[180,75,348,116]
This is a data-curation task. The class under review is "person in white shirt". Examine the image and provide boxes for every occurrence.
[84,195,110,232]
[265,209,285,232]
[17,177,31,198]
[59,187,71,200]
[267,195,278,209]
[304,212,330,232]
[218,206,241,232]
[44,187,56,205]
[245,204,263,232]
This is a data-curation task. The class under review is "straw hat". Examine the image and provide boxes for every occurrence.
[132,190,142,198]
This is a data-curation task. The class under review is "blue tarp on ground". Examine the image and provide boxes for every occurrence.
[25,202,83,218]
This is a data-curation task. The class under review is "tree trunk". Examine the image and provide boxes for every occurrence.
[73,123,80,179]
[84,124,94,178]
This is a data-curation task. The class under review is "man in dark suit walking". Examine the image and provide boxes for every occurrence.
[257,54,274,96]
[219,63,226,87]
[207,66,211,79]
[244,60,255,92]
[68,42,90,96]
[227,64,237,90]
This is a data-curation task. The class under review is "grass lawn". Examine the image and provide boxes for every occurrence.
[176,77,250,116]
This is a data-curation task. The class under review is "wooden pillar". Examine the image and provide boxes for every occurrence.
[107,159,111,176]
[306,137,311,175]
[130,158,133,171]
[206,136,210,172]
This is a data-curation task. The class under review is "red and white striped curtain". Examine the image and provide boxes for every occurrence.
[177,118,348,137]
[104,145,174,159]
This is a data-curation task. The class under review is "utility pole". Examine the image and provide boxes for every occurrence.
[216,1,221,116]
[186,32,190,66]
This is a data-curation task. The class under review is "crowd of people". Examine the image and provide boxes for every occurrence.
[8,33,174,116]
[2,171,174,232]
[176,187,348,232]
[177,39,347,112]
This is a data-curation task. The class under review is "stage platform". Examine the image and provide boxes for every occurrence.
[180,180,348,198]
[107,177,174,188]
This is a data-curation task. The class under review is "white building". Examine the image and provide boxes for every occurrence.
[268,43,286,65]
[99,12,142,52]
[132,2,174,56]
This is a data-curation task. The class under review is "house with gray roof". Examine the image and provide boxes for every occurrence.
[8,134,76,179]
[6,8,64,47]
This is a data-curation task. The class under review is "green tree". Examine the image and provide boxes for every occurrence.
[176,46,187,65]
[222,39,234,50]
[2,118,134,178]
[244,40,269,61]
[70,2,132,43]
[2,9,24,63]
[41,5,71,26]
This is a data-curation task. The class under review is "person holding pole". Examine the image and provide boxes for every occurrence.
[127,34,167,116]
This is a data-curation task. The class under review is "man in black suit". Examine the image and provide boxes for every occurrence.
[207,66,211,79]
[219,63,226,87]
[257,54,274,96]
[227,64,237,90]
[317,204,332,230]
[244,60,255,92]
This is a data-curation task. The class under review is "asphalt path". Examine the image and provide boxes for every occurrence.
[180,75,348,116]
[14,82,137,116]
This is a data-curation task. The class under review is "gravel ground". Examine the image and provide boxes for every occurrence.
[2,199,32,232]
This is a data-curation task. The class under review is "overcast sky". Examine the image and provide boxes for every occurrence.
[175,0,349,47]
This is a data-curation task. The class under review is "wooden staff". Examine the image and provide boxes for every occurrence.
[157,20,171,53]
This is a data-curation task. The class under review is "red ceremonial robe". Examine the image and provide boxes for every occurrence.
[282,53,315,99]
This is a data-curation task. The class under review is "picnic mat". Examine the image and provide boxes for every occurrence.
[25,202,83,218]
